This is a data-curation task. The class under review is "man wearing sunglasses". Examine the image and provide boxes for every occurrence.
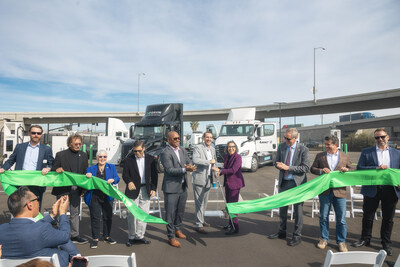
[123,140,158,246]
[0,187,79,266]
[352,128,400,256]
[161,131,196,248]
[0,125,54,211]
[268,128,309,247]
[51,134,89,245]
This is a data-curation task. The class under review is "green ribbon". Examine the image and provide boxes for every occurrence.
[227,169,400,215]
[0,171,167,224]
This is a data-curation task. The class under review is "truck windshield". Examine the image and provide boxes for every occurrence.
[219,124,254,137]
[133,125,163,138]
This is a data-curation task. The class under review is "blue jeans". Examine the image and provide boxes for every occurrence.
[319,191,347,243]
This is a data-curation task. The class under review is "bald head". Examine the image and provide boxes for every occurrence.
[168,131,181,148]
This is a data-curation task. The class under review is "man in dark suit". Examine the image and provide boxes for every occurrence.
[0,125,54,210]
[268,128,309,246]
[161,131,196,248]
[0,187,79,267]
[51,134,89,244]
[123,140,158,246]
[352,128,400,256]
[311,135,353,252]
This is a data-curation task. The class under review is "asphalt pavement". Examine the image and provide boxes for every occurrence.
[1,151,399,267]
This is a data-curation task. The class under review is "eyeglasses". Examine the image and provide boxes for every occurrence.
[23,197,39,207]
[374,135,387,140]
[72,143,82,146]
[173,137,180,140]
[30,132,42,135]
[133,150,143,153]
[284,137,293,141]
[98,156,107,158]
[228,146,236,148]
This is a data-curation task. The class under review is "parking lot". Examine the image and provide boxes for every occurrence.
[1,151,400,266]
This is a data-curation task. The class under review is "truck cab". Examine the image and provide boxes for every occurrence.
[214,108,277,172]
[120,103,183,172]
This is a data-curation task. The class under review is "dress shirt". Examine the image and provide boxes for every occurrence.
[327,150,339,171]
[204,143,212,176]
[284,142,297,180]
[135,155,146,184]
[168,144,186,183]
[22,143,40,170]
[376,146,390,167]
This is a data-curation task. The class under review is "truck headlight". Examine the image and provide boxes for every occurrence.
[240,150,249,156]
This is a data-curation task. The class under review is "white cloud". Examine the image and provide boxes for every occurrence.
[0,0,399,124]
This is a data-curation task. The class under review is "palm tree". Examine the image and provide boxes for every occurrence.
[190,121,199,132]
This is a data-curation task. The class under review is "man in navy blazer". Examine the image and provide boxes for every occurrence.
[0,187,79,267]
[268,128,309,247]
[0,125,54,210]
[352,128,400,256]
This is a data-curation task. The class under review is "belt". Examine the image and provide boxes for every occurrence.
[141,184,146,187]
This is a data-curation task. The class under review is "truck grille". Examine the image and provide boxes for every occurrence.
[216,144,226,163]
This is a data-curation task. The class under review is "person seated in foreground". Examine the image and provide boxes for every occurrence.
[0,187,80,267]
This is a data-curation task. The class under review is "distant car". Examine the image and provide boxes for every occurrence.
[388,141,398,149]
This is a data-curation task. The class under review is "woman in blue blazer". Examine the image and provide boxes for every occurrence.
[85,150,120,249]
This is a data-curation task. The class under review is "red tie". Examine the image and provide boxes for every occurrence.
[284,146,291,177]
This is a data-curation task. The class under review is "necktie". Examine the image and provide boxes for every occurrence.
[284,146,291,177]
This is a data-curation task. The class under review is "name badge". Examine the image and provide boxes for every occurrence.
[43,159,47,164]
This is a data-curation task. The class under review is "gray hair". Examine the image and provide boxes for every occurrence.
[286,128,298,139]
[325,135,339,146]
[96,149,107,157]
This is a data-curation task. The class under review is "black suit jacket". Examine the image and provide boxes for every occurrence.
[51,149,88,196]
[122,153,158,199]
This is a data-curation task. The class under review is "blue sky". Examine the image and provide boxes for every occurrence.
[0,0,399,130]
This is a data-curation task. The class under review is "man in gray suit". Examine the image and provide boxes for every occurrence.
[161,131,196,248]
[268,128,309,246]
[192,131,216,234]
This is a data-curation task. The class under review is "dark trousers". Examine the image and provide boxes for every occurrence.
[226,187,240,228]
[164,186,187,239]
[279,180,303,236]
[361,186,398,247]
[89,192,113,239]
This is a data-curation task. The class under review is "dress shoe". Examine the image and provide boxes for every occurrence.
[268,232,286,240]
[383,246,393,256]
[338,242,348,252]
[351,239,370,247]
[203,222,210,227]
[225,227,239,235]
[126,238,151,246]
[223,224,232,230]
[90,240,98,249]
[175,230,187,239]
[316,239,327,249]
[71,236,89,244]
[195,227,208,234]
[288,236,301,246]
[168,238,181,248]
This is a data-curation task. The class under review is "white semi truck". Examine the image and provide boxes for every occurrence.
[215,108,277,172]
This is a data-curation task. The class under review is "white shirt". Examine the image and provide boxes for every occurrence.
[376,146,390,167]
[135,155,146,184]
[327,151,339,171]
[204,143,212,176]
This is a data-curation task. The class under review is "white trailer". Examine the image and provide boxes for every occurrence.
[215,108,277,172]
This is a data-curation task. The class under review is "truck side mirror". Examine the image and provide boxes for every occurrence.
[2,154,7,159]
[247,136,254,141]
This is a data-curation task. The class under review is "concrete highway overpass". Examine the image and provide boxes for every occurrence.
[1,87,400,125]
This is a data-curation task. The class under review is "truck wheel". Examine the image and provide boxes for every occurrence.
[250,155,258,172]
[157,159,164,173]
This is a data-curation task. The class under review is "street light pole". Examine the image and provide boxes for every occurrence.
[274,102,287,143]
[138,72,145,112]
[313,47,325,104]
